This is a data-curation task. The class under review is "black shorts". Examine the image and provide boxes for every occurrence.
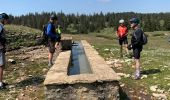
[48,39,56,53]
[133,47,142,59]
[119,36,128,45]
[57,36,61,42]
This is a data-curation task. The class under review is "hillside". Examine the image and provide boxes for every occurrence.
[5,25,42,51]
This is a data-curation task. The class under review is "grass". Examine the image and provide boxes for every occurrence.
[70,28,170,99]
[1,26,170,99]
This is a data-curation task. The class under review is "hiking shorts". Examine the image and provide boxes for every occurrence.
[48,39,56,53]
[0,49,5,67]
[56,36,61,42]
[119,36,128,45]
[133,47,142,59]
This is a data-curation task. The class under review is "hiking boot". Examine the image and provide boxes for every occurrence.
[0,85,7,90]
[134,75,141,80]
[48,62,53,67]
[2,82,8,86]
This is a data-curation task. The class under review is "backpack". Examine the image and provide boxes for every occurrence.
[142,33,148,45]
[42,24,48,45]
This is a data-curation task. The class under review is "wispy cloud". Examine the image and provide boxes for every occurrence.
[97,0,111,3]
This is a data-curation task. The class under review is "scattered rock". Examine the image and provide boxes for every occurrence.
[28,75,33,77]
[141,75,148,79]
[117,73,126,77]
[8,59,16,64]
[106,60,114,65]
[152,93,167,100]
[43,68,48,72]
[153,76,157,79]
[104,48,109,51]
[124,74,131,78]
[150,85,158,92]
[120,84,125,87]
[113,63,123,67]
[9,85,15,89]
[157,89,165,93]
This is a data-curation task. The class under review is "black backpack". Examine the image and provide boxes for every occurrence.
[42,24,48,45]
[142,33,148,45]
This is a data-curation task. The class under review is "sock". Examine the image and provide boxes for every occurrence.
[0,82,3,86]
[136,70,140,77]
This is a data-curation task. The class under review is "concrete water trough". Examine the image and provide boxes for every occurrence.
[44,40,121,100]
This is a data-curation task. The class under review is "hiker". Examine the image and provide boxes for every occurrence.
[116,19,129,57]
[55,25,62,49]
[46,15,58,67]
[0,13,9,89]
[128,18,144,80]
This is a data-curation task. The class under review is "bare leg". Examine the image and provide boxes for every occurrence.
[135,59,141,78]
[48,52,53,66]
[0,67,3,83]
[124,44,129,55]
[120,45,123,58]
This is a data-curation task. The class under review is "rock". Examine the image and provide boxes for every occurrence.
[153,76,157,79]
[150,85,158,92]
[120,84,125,87]
[117,73,126,77]
[28,75,32,77]
[9,85,15,89]
[157,89,165,93]
[113,63,123,67]
[124,74,131,78]
[8,59,16,64]
[152,93,167,100]
[141,75,148,79]
[104,48,109,51]
[43,68,48,72]
[106,60,114,65]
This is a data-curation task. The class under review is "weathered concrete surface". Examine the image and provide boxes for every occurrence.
[61,37,72,50]
[45,81,120,100]
[44,40,121,100]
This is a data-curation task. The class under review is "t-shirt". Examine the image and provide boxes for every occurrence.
[117,25,128,38]
[0,23,4,49]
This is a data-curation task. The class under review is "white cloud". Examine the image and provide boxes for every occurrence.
[97,0,111,3]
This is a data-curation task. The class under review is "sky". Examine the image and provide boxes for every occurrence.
[1,0,170,16]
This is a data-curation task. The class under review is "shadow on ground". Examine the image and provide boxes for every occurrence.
[15,76,44,87]
[141,69,161,75]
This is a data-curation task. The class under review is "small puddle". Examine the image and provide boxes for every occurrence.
[68,41,92,75]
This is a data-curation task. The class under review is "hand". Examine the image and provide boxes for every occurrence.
[127,44,132,50]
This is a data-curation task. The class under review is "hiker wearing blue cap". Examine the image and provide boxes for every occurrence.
[0,13,9,89]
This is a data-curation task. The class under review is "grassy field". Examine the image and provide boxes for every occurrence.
[0,25,170,99]
[68,28,170,99]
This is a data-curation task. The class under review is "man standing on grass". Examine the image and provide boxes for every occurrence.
[116,19,129,57]
[46,15,59,67]
[0,13,9,89]
[128,18,144,80]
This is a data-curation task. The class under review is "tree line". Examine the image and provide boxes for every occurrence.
[10,12,170,33]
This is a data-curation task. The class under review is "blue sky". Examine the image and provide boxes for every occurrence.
[1,0,170,16]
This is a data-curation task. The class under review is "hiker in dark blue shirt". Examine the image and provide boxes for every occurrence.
[46,15,58,67]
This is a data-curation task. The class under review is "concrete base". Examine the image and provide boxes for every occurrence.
[44,40,121,100]
[61,37,72,50]
[45,81,120,100]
